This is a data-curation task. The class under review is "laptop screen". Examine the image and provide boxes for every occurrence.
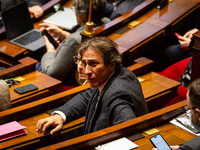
[1,1,34,40]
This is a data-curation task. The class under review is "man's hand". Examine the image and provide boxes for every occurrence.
[36,114,64,135]
[43,36,57,53]
[39,23,70,41]
[29,5,43,18]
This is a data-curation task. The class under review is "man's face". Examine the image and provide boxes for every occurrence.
[80,47,115,87]
[186,92,200,126]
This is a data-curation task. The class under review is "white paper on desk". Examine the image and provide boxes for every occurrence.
[95,137,138,150]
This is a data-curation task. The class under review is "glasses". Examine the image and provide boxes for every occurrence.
[73,55,100,72]
[73,55,81,64]
[184,105,196,112]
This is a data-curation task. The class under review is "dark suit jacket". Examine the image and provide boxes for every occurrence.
[178,136,200,150]
[110,0,144,20]
[57,66,148,134]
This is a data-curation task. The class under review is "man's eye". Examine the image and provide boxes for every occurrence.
[82,61,86,66]
[90,62,98,66]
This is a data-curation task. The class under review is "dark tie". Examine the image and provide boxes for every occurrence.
[84,90,99,134]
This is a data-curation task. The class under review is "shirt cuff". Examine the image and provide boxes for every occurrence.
[51,110,66,122]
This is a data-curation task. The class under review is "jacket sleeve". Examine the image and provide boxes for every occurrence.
[26,0,43,7]
[41,37,78,81]
[178,136,200,150]
[56,88,94,122]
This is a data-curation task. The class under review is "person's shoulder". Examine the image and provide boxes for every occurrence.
[178,136,200,150]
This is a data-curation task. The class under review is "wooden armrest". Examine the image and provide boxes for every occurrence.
[0,57,37,79]
[127,57,153,76]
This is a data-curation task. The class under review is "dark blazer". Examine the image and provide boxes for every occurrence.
[57,66,148,134]
[177,136,200,150]
[110,0,144,20]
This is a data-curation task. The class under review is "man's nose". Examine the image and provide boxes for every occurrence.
[84,65,92,74]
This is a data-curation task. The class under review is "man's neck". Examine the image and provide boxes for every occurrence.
[98,71,115,94]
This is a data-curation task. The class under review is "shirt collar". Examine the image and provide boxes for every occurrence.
[98,71,115,94]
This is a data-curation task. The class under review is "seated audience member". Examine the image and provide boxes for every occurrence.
[153,78,200,150]
[0,80,11,111]
[105,0,144,20]
[1,0,43,18]
[39,0,110,83]
[168,28,199,88]
[165,27,199,66]
[36,37,148,135]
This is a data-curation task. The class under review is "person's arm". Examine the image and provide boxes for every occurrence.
[28,5,43,18]
[39,23,70,41]
[36,89,93,135]
[40,36,78,81]
[27,0,43,18]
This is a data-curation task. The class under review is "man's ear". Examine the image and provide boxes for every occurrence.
[110,63,116,72]
[195,108,200,121]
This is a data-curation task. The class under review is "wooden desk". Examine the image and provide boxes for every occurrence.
[134,123,196,149]
[140,72,180,111]
[9,71,61,108]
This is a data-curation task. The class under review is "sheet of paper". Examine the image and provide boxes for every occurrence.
[0,121,27,142]
[95,137,138,150]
